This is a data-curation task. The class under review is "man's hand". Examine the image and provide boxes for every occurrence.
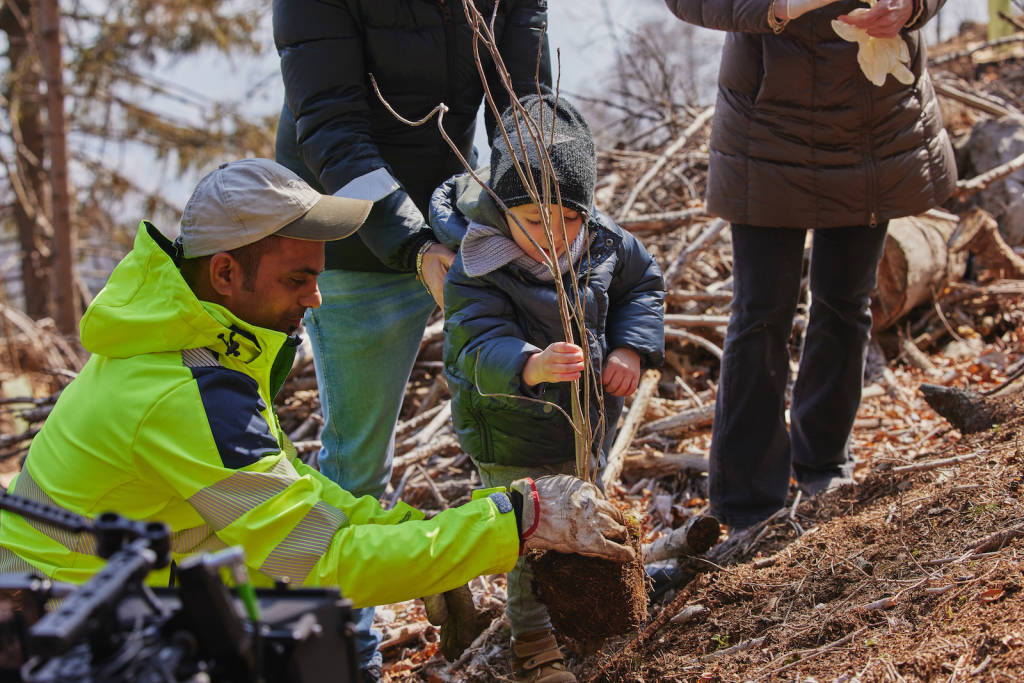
[837,0,913,38]
[420,244,456,309]
[775,0,840,21]
[602,347,642,397]
[422,584,485,661]
[522,342,585,387]
[511,475,635,563]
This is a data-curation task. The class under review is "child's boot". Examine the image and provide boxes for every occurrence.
[512,629,576,682]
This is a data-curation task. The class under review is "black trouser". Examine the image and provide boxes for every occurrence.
[708,222,888,528]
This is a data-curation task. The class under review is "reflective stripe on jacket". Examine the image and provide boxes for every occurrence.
[0,222,518,607]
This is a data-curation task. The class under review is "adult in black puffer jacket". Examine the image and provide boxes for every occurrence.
[272,2,550,678]
[274,0,550,272]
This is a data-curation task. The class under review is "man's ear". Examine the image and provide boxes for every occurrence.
[208,252,239,297]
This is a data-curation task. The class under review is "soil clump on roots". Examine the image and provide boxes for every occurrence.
[531,522,647,641]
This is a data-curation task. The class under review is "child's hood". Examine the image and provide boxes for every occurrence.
[429,167,508,251]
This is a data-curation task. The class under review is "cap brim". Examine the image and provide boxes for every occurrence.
[276,194,373,242]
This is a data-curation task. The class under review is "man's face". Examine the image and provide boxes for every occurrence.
[224,237,325,334]
[505,203,583,264]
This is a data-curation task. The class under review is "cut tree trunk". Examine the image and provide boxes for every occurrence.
[871,210,967,331]
[642,514,721,563]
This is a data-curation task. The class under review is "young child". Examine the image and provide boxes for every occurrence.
[430,94,665,683]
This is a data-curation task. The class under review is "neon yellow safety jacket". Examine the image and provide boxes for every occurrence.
[0,222,519,607]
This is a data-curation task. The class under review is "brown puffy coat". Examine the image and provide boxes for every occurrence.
[663,0,956,228]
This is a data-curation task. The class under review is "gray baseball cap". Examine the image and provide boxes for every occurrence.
[178,158,373,258]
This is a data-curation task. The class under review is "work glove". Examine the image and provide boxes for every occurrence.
[422,584,486,661]
[832,1,914,86]
[510,475,635,563]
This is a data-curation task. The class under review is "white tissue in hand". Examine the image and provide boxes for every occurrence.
[832,2,914,87]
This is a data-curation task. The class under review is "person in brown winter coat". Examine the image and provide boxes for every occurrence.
[660,0,956,530]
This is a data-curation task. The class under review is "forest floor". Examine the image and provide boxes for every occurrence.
[371,333,1024,682]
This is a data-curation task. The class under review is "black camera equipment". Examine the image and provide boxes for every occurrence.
[0,490,361,683]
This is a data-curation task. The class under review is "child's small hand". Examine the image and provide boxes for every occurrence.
[523,342,585,386]
[602,347,642,397]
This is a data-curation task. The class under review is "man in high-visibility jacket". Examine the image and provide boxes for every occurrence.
[0,159,633,612]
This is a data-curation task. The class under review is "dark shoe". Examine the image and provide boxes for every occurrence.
[646,561,683,600]
[797,473,854,497]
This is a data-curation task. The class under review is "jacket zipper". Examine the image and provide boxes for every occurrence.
[861,82,879,228]
[437,0,457,108]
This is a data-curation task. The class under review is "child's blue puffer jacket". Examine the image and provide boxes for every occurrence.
[430,173,666,467]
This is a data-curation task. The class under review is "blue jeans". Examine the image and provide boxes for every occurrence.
[708,223,888,528]
[304,268,436,669]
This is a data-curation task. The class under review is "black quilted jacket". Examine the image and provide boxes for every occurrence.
[274,0,551,270]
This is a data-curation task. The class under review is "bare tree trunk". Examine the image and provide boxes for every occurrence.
[0,0,53,320]
[38,0,78,333]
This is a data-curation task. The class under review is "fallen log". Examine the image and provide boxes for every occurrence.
[933,80,1017,118]
[617,206,707,233]
[664,313,730,328]
[642,514,721,563]
[622,451,709,478]
[391,433,462,477]
[663,218,728,288]
[955,149,1024,200]
[664,329,723,359]
[871,210,967,331]
[640,404,715,436]
[931,33,1024,66]
[379,622,431,654]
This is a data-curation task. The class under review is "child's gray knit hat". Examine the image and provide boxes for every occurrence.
[488,93,596,216]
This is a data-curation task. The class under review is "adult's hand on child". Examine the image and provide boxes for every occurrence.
[421,244,456,309]
[522,342,584,387]
[837,0,913,38]
[511,475,635,563]
[602,347,642,397]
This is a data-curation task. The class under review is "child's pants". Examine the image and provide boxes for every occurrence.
[476,460,577,638]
